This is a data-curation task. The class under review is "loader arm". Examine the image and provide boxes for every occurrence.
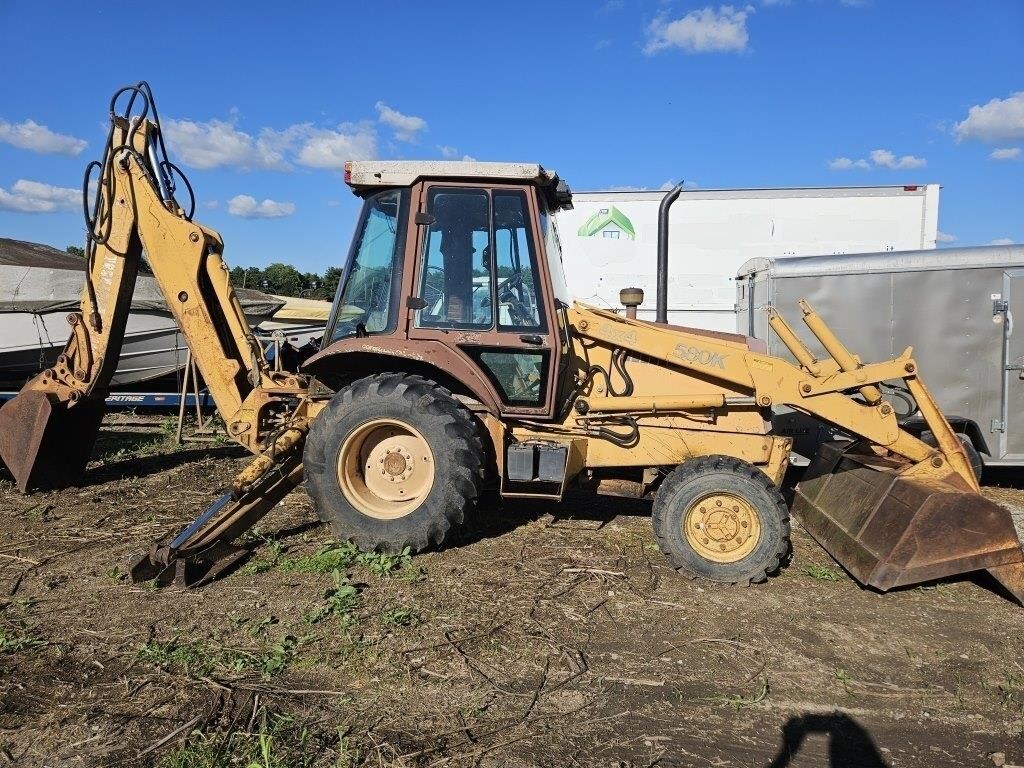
[572,304,1024,602]
[571,304,973,487]
[0,83,314,584]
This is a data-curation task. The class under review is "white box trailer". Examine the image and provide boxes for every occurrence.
[557,185,940,331]
[736,244,1024,467]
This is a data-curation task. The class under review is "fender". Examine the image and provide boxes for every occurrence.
[304,336,502,415]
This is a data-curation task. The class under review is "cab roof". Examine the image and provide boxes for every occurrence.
[344,161,573,210]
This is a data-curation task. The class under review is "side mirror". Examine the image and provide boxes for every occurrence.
[414,212,436,226]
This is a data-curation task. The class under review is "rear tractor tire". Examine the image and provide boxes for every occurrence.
[652,456,791,585]
[303,373,483,553]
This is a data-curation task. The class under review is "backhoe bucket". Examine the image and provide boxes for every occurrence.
[0,390,104,492]
[793,441,1024,604]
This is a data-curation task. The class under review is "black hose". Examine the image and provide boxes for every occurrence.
[78,82,195,330]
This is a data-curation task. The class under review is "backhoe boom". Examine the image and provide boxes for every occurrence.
[0,83,314,584]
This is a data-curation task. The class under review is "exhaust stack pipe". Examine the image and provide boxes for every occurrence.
[656,183,684,324]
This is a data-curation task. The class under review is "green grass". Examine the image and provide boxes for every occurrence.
[306,571,360,626]
[999,673,1024,713]
[159,709,317,768]
[0,626,47,655]
[381,606,421,628]
[137,636,299,679]
[834,667,854,694]
[280,542,360,574]
[276,542,412,578]
[802,564,844,582]
[724,679,769,711]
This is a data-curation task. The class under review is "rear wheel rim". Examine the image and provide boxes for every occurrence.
[683,492,761,563]
[337,418,435,520]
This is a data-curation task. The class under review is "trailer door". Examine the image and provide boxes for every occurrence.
[1000,270,1024,459]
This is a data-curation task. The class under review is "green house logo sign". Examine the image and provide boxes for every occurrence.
[577,206,636,240]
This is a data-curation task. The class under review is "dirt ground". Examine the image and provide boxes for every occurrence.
[1,419,1023,768]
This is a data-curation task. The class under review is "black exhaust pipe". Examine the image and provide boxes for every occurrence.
[656,183,684,324]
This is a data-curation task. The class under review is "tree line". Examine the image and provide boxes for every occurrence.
[66,245,340,301]
[228,264,341,300]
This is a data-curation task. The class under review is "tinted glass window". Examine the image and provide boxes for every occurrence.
[539,207,571,305]
[474,349,548,406]
[417,188,493,329]
[493,191,545,330]
[328,189,405,343]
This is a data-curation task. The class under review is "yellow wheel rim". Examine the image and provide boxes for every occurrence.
[337,418,434,520]
[683,492,761,563]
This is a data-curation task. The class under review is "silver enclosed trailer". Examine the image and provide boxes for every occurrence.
[736,244,1024,466]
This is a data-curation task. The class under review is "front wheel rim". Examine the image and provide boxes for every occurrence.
[683,492,761,563]
[337,418,435,520]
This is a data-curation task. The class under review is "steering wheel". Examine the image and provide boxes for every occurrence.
[497,272,533,325]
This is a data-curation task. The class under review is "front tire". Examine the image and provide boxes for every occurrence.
[652,455,791,584]
[303,373,483,552]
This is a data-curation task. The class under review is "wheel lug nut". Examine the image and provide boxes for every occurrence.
[732,506,739,512]
[741,521,748,528]
[716,500,723,507]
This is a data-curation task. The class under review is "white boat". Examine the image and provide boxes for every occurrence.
[256,294,331,348]
[0,238,283,389]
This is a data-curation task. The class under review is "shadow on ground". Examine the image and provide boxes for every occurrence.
[765,712,891,768]
[452,489,653,550]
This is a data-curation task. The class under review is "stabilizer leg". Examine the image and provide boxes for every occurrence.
[129,454,304,588]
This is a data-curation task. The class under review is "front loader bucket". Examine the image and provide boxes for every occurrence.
[0,390,105,492]
[793,441,1024,604]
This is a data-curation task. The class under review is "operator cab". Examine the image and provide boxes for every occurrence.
[314,161,574,419]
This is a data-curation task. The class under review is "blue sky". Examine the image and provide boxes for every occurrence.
[0,0,1020,272]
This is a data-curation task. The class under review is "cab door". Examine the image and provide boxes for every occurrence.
[407,182,561,418]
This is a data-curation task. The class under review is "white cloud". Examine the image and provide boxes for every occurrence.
[163,118,377,172]
[954,92,1024,144]
[293,123,377,170]
[461,154,477,162]
[0,179,79,213]
[375,102,427,142]
[991,147,1021,161]
[0,119,87,156]
[163,119,290,171]
[830,149,925,170]
[869,148,926,169]
[936,231,957,244]
[437,145,459,159]
[644,5,750,55]
[990,237,1016,246]
[828,157,870,170]
[227,194,295,219]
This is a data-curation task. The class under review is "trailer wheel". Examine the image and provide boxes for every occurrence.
[652,455,791,585]
[303,373,483,553]
[920,431,983,481]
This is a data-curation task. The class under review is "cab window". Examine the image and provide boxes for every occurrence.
[326,188,407,344]
[493,190,546,331]
[416,188,492,329]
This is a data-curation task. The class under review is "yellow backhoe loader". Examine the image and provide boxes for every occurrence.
[1,82,1022,602]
